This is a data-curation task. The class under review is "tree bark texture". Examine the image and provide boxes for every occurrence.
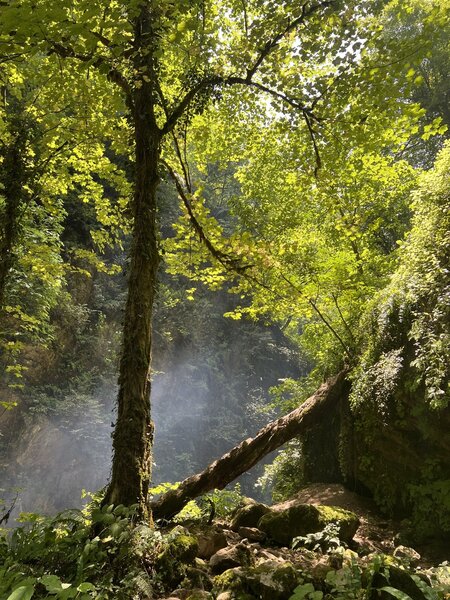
[103,5,161,520]
[151,369,350,521]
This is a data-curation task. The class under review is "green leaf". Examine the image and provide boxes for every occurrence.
[58,587,77,600]
[6,586,35,600]
[77,582,96,593]
[40,574,64,593]
[289,583,316,599]
[379,587,414,600]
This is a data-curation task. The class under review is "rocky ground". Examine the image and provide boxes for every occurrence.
[150,484,450,600]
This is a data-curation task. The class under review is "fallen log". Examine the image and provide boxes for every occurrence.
[151,369,350,521]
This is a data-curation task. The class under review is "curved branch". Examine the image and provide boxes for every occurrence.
[162,161,251,274]
[161,76,221,135]
[246,1,333,80]
[162,1,334,135]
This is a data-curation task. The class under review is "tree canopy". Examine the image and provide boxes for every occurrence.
[0,0,448,521]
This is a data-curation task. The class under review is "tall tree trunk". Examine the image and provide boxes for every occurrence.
[151,369,350,521]
[103,4,161,521]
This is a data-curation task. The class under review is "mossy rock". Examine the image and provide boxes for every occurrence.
[210,543,254,575]
[214,561,302,600]
[214,567,253,597]
[230,502,271,531]
[258,503,360,546]
[248,561,302,599]
[155,531,198,588]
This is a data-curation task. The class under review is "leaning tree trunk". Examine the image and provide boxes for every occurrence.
[103,6,161,521]
[151,369,350,521]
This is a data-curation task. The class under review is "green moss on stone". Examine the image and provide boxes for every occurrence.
[155,532,198,587]
[230,502,271,530]
[214,568,245,591]
[214,562,302,600]
[258,503,359,546]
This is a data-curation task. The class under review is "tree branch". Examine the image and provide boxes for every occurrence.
[161,76,221,135]
[162,1,334,135]
[302,111,322,178]
[48,42,133,106]
[246,2,333,80]
[162,161,251,274]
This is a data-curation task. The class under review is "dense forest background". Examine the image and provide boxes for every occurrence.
[0,0,449,597]
[0,0,448,525]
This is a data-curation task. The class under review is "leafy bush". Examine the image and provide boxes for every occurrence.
[0,502,160,600]
[292,523,346,553]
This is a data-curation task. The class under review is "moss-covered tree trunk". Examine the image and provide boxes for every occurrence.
[103,5,161,521]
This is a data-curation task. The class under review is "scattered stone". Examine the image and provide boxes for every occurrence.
[238,527,266,542]
[258,503,360,546]
[195,526,228,559]
[185,590,214,600]
[210,543,254,575]
[194,557,208,569]
[213,561,302,600]
[216,593,233,600]
[251,560,302,599]
[257,549,286,564]
[393,545,421,565]
[310,555,335,581]
[230,502,271,531]
[216,592,255,600]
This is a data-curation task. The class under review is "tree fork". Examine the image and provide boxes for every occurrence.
[151,369,350,521]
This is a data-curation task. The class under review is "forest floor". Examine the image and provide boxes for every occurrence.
[154,483,450,599]
[285,483,449,567]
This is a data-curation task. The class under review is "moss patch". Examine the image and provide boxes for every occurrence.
[258,503,359,546]
[155,531,198,588]
[214,562,302,600]
[230,502,271,531]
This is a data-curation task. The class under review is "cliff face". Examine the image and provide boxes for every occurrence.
[0,382,113,521]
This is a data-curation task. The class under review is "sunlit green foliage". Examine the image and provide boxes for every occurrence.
[352,141,450,412]
[162,0,446,386]
[0,52,129,386]
[0,0,448,586]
